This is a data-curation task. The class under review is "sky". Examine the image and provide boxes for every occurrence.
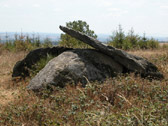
[0,0,168,37]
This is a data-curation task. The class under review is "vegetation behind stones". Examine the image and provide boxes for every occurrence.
[0,34,53,52]
[0,20,162,51]
[108,25,159,50]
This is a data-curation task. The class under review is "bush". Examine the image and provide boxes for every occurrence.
[146,38,159,49]
[137,40,148,49]
[122,40,132,50]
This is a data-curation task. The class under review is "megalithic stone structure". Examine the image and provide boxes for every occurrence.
[59,25,163,79]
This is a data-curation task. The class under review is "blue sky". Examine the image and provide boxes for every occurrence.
[0,0,168,37]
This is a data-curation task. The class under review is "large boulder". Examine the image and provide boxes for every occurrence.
[27,49,123,91]
[12,46,72,77]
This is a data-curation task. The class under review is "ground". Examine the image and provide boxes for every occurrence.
[0,48,168,125]
[0,51,26,106]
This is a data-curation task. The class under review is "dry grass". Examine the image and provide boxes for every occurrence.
[159,42,168,47]
[128,49,167,58]
[0,51,26,106]
[0,48,168,125]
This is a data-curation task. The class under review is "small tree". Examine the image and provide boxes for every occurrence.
[125,28,140,49]
[138,33,148,49]
[109,24,125,49]
[59,20,97,48]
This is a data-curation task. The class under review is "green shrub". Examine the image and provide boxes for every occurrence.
[146,38,159,49]
[137,40,148,49]
[122,40,132,50]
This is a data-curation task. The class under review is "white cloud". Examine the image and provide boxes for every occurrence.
[97,0,113,7]
[32,4,40,8]
[160,5,168,16]
[3,4,10,8]
[107,7,128,17]
[160,5,168,9]
[108,8,121,11]
[53,8,62,12]
[17,3,23,7]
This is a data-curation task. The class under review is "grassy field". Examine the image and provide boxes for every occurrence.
[0,48,168,125]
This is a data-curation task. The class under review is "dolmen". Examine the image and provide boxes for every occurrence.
[12,26,164,91]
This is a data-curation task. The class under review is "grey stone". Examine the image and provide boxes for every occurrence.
[27,49,123,91]
[59,26,163,79]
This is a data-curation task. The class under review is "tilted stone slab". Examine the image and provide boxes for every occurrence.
[59,26,163,79]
